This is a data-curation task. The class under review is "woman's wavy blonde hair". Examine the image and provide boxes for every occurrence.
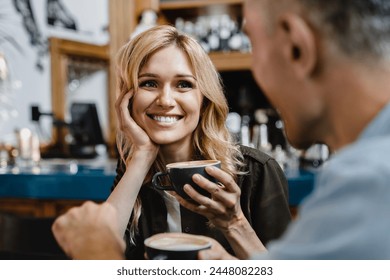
[115,25,244,243]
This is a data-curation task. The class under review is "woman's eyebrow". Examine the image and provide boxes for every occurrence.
[139,73,197,81]
[176,74,197,81]
[138,73,158,78]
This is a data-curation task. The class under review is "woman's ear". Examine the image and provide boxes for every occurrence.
[278,13,318,78]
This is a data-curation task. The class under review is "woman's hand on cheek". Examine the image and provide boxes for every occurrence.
[115,89,159,157]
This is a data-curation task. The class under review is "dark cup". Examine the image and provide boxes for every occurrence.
[144,232,211,260]
[152,159,221,200]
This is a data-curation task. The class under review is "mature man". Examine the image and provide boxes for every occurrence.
[201,0,390,259]
[52,0,390,259]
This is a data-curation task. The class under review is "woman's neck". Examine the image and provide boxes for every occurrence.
[159,142,194,164]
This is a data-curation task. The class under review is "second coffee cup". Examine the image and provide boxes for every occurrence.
[144,232,211,260]
[152,159,221,200]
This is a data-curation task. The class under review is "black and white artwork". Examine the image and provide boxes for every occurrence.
[46,0,77,30]
[12,0,79,71]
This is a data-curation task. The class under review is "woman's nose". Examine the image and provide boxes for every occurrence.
[156,86,175,107]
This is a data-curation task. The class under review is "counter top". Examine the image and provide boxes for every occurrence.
[0,159,116,201]
[0,172,114,201]
[286,170,315,206]
[0,161,315,205]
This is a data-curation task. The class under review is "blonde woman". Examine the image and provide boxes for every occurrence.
[105,25,291,260]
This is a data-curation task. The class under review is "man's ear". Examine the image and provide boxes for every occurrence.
[278,13,317,78]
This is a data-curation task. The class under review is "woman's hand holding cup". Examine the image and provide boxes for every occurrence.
[173,165,245,232]
[152,160,221,199]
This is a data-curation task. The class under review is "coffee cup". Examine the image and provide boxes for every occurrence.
[152,159,221,199]
[144,232,211,260]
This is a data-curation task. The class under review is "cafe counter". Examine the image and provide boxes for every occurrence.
[0,160,315,217]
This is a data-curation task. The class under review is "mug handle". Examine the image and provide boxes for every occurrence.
[152,172,175,191]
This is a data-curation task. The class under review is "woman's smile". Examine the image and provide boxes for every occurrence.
[147,114,183,124]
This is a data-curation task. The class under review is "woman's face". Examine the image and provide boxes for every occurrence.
[131,45,203,148]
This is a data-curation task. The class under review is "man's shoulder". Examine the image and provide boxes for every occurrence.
[327,135,390,174]
[315,135,390,195]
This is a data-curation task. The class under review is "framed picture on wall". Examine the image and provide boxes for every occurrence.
[14,0,109,47]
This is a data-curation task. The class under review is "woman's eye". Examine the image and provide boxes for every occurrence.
[177,80,193,89]
[139,80,157,88]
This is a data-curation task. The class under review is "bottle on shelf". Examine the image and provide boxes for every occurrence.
[226,112,241,143]
[284,143,301,177]
[273,144,287,171]
[130,9,157,39]
[253,109,272,155]
[240,115,251,147]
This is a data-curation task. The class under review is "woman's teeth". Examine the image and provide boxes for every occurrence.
[152,115,180,123]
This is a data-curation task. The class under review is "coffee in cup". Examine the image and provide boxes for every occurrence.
[144,232,211,260]
[152,159,221,199]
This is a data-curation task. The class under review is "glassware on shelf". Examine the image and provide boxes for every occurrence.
[174,14,251,53]
[301,144,330,169]
[284,144,301,177]
[253,109,272,154]
[240,115,251,147]
[130,9,158,39]
[14,127,41,172]
[226,112,241,143]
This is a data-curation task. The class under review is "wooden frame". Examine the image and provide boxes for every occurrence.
[49,38,113,156]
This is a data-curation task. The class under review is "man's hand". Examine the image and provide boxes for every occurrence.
[52,201,125,260]
[198,237,238,260]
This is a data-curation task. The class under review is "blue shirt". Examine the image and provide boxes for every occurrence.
[254,103,390,259]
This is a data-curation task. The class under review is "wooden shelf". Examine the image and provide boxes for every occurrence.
[209,51,251,71]
[49,38,109,59]
[160,0,243,10]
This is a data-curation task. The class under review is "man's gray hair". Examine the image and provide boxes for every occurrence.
[298,0,390,60]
